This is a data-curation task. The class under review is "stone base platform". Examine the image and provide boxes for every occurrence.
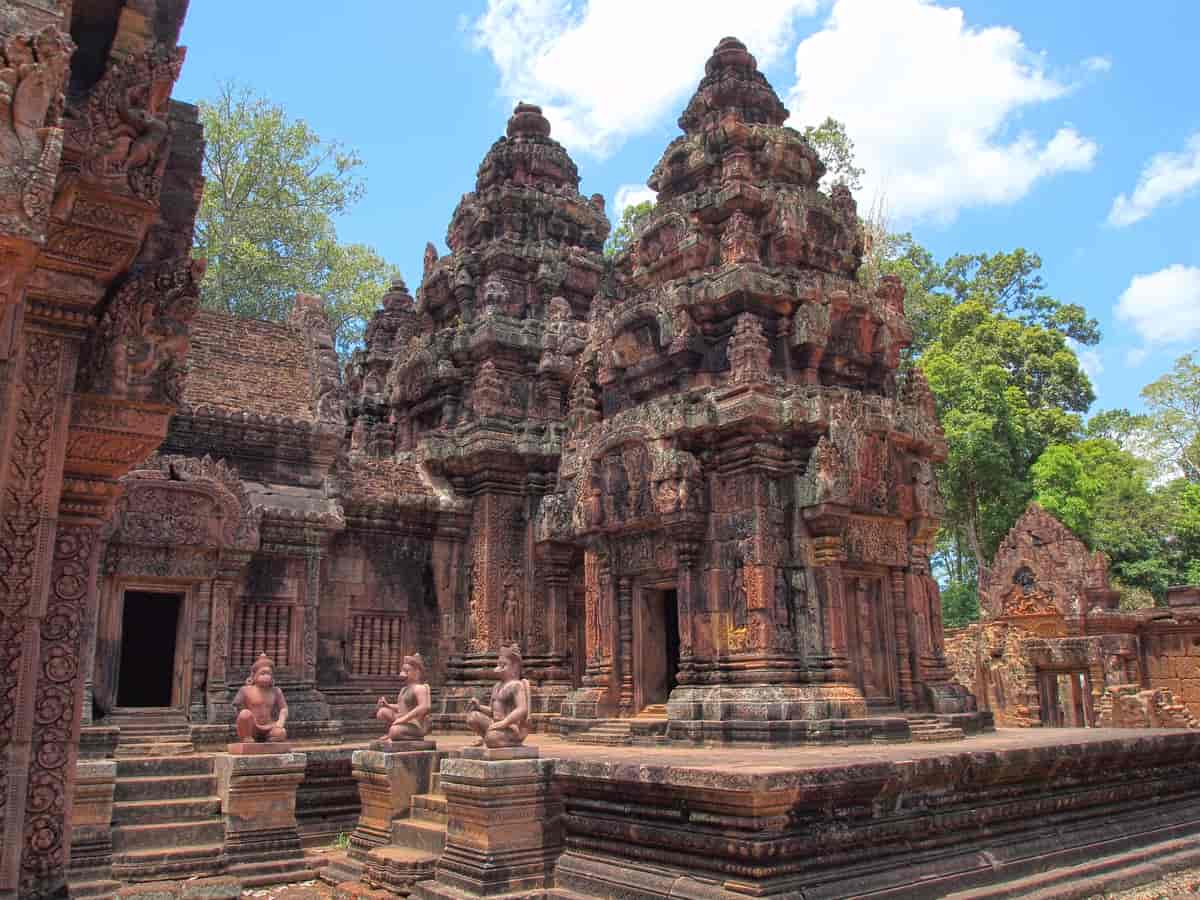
[548,728,1200,899]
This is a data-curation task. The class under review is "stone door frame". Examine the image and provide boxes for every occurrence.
[632,576,680,712]
[99,576,199,714]
[843,566,900,708]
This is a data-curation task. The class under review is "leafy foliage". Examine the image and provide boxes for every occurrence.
[920,300,1094,572]
[605,199,654,257]
[802,116,864,190]
[1141,351,1200,482]
[1033,438,1200,602]
[194,82,397,354]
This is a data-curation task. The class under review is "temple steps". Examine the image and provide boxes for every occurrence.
[575,721,634,745]
[113,796,223,826]
[111,753,226,882]
[390,816,447,854]
[635,704,668,718]
[115,773,218,803]
[109,712,197,756]
[409,791,448,824]
[906,714,966,742]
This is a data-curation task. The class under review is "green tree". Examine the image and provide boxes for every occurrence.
[1032,438,1200,601]
[195,82,396,353]
[920,301,1094,571]
[802,116,864,190]
[1141,351,1200,482]
[605,199,654,258]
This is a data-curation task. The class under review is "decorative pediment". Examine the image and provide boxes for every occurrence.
[113,453,261,552]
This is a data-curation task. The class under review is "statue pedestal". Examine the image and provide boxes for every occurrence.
[460,745,540,761]
[321,746,440,885]
[411,752,561,899]
[215,751,315,887]
[226,741,293,755]
[369,738,437,752]
[68,759,119,899]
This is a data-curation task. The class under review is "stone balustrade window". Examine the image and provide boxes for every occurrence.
[350,613,407,676]
[232,601,293,670]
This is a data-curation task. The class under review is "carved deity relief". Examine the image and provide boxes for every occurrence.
[76,257,205,404]
[65,42,185,201]
[0,26,73,240]
[720,210,760,265]
[727,312,770,383]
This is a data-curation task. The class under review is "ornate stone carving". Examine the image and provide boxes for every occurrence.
[64,42,186,202]
[76,257,205,404]
[0,25,73,242]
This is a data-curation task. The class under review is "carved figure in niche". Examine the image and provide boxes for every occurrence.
[775,567,793,631]
[375,653,432,740]
[234,654,288,743]
[855,580,876,689]
[912,457,934,516]
[1014,566,1036,596]
[502,580,521,641]
[466,644,531,748]
[730,563,748,628]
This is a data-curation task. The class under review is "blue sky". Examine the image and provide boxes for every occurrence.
[176,1,1200,415]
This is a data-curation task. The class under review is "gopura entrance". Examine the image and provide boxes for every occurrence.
[116,590,184,708]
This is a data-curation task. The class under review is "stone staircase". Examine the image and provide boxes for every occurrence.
[906,713,965,742]
[111,753,226,883]
[575,704,670,746]
[333,765,448,896]
[107,708,196,757]
[575,720,635,746]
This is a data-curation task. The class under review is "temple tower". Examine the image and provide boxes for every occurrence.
[539,37,977,742]
[344,103,609,722]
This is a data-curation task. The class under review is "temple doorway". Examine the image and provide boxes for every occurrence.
[1038,669,1093,727]
[117,591,183,708]
[635,586,680,711]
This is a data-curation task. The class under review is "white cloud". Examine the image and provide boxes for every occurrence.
[611,184,657,222]
[1107,132,1200,227]
[1115,264,1200,346]
[470,0,819,157]
[1124,347,1148,368]
[1082,55,1112,73]
[1068,339,1104,380]
[785,0,1098,224]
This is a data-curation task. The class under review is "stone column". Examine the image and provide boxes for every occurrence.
[0,319,89,897]
[674,540,699,677]
[215,751,316,888]
[617,576,634,716]
[67,759,118,898]
[891,569,917,709]
[810,536,852,684]
[322,747,440,885]
[207,557,248,723]
[412,755,562,899]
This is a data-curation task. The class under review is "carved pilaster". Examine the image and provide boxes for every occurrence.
[675,541,699,680]
[617,576,633,716]
[0,325,80,898]
[891,568,916,708]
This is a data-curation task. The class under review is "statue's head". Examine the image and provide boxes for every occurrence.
[248,653,274,687]
[400,653,426,685]
[496,643,522,679]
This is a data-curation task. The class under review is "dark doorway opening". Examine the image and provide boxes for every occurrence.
[117,591,182,707]
[637,587,681,711]
[1038,670,1093,727]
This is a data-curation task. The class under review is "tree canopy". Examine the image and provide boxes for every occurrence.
[605,199,654,257]
[194,82,397,354]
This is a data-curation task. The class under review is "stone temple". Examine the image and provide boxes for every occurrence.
[5,3,1200,897]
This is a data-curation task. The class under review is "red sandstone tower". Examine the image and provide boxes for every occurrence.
[543,37,980,742]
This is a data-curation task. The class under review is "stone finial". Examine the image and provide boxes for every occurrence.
[507,102,552,139]
[678,35,789,134]
[705,36,755,75]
